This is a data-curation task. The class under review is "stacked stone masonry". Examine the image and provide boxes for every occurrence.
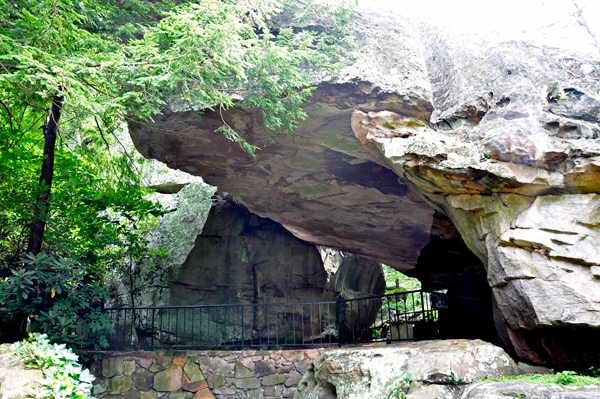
[89,348,327,399]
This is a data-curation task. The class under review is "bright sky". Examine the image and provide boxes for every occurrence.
[357,0,600,56]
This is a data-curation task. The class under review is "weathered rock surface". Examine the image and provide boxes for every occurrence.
[170,193,385,304]
[462,382,600,399]
[129,15,440,275]
[169,193,329,307]
[320,247,386,301]
[159,193,384,345]
[128,6,600,367]
[0,344,44,399]
[295,339,519,399]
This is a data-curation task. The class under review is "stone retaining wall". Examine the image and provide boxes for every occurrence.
[87,348,329,399]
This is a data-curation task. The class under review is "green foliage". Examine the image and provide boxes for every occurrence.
[484,371,600,386]
[448,372,465,385]
[0,0,356,155]
[382,264,421,294]
[0,0,356,348]
[0,98,165,267]
[385,372,413,399]
[378,265,423,318]
[0,101,163,346]
[0,254,114,350]
[15,333,95,399]
[556,370,577,385]
[588,366,600,376]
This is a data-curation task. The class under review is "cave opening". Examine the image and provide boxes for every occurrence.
[402,211,498,344]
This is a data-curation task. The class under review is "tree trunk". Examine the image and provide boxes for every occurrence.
[26,92,64,256]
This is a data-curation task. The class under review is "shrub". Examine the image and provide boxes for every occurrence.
[0,254,114,350]
[15,333,95,399]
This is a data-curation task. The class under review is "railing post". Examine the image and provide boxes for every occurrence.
[241,305,245,350]
[336,300,341,348]
[420,290,425,321]
[151,309,155,351]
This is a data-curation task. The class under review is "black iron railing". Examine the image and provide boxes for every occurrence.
[104,290,489,350]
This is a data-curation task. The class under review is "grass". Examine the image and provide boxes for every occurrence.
[482,372,600,386]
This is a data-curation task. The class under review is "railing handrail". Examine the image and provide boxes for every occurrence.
[328,289,423,304]
[104,289,489,311]
[105,300,339,311]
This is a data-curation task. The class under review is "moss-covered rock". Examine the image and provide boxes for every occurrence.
[154,365,183,392]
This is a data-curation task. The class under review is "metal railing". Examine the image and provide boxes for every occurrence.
[104,290,489,350]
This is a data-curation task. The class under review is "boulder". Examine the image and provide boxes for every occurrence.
[322,247,387,301]
[128,5,600,367]
[294,339,519,399]
[169,193,329,307]
[128,10,440,275]
[154,193,385,345]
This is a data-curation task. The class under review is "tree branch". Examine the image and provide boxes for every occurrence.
[22,100,49,112]
[0,99,15,132]
[572,0,600,56]
[94,116,112,151]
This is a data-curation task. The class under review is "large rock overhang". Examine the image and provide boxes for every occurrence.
[128,8,600,368]
[129,82,441,274]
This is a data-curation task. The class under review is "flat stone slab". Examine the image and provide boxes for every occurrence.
[461,382,600,399]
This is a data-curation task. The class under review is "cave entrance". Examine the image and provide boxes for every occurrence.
[400,211,497,344]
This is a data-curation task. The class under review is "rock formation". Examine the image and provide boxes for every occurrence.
[0,344,44,399]
[156,193,385,345]
[295,339,520,399]
[461,382,600,399]
[294,340,600,399]
[128,7,600,367]
[169,193,330,307]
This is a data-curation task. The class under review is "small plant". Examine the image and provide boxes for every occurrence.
[588,366,600,376]
[385,372,413,399]
[484,371,600,386]
[15,333,95,399]
[448,372,465,385]
[556,370,577,385]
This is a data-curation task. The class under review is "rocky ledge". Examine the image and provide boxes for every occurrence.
[295,340,600,399]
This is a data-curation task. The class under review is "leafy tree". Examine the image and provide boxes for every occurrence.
[382,265,421,294]
[0,0,355,346]
[0,0,354,254]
